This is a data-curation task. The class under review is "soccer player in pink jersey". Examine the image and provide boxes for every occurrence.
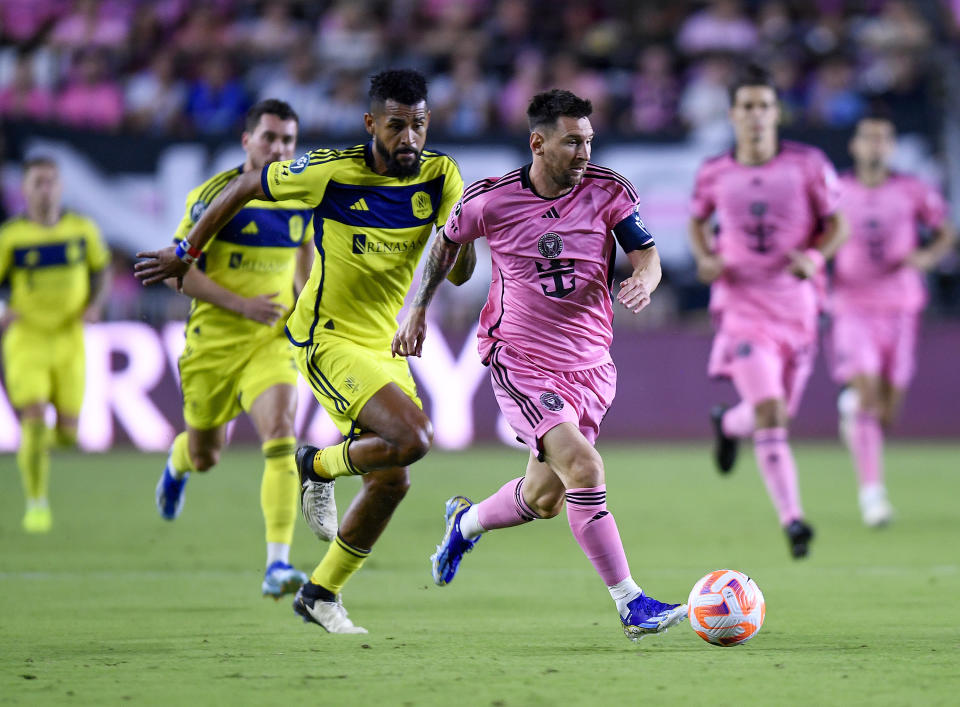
[688,65,849,559]
[392,90,687,642]
[832,113,954,527]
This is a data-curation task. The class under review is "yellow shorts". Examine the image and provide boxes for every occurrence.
[179,333,298,430]
[294,336,421,436]
[1,320,85,414]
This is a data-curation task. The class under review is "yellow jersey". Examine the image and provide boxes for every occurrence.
[174,166,315,349]
[0,211,109,331]
[261,143,463,349]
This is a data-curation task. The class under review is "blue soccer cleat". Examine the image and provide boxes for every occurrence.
[430,495,480,586]
[620,593,688,642]
[262,561,309,599]
[155,455,189,520]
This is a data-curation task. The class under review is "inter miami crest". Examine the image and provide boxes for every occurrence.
[538,232,563,258]
[539,391,565,412]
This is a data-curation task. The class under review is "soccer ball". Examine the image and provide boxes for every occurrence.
[688,569,765,646]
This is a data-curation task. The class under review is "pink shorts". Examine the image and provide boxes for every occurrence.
[709,328,815,417]
[831,310,917,388]
[486,343,616,457]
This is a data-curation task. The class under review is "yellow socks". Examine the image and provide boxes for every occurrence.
[312,441,361,479]
[170,432,196,477]
[17,418,49,503]
[310,535,370,594]
[261,437,299,546]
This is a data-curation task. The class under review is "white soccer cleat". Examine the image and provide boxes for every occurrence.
[296,445,338,541]
[293,586,367,634]
[859,485,894,528]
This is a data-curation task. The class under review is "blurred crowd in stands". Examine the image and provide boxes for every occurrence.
[1,0,957,139]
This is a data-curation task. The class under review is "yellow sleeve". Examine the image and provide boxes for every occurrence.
[174,169,240,243]
[0,225,10,283]
[84,219,111,272]
[261,151,330,206]
[436,157,464,227]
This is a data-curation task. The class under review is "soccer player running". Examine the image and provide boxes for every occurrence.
[690,65,848,559]
[393,89,687,642]
[0,157,110,533]
[831,113,954,526]
[136,70,468,633]
[151,99,317,599]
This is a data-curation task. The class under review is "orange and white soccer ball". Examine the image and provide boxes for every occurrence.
[688,569,765,646]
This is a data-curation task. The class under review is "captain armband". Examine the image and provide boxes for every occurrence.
[612,209,655,253]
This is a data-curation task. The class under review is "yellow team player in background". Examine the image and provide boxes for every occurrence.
[154,99,316,598]
[137,70,473,632]
[0,157,110,533]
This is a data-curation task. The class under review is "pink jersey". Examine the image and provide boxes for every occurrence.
[691,141,840,340]
[446,163,653,371]
[833,172,947,313]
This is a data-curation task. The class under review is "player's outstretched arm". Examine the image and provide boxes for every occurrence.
[445,241,476,286]
[907,221,956,271]
[688,216,724,283]
[618,245,661,314]
[392,229,462,358]
[167,268,286,326]
[134,170,265,288]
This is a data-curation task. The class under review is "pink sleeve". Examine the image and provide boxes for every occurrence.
[915,180,948,228]
[605,178,640,228]
[690,162,715,220]
[807,149,840,218]
[443,192,483,244]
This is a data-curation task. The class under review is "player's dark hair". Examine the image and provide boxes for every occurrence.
[526,89,593,132]
[244,99,299,132]
[369,69,428,109]
[728,63,778,104]
[856,104,895,130]
[23,155,58,173]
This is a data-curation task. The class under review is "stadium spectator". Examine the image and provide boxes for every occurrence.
[49,0,129,53]
[242,0,304,59]
[679,54,734,140]
[625,45,680,134]
[482,0,534,80]
[314,72,366,136]
[184,52,248,135]
[546,51,611,129]
[497,49,546,131]
[124,50,186,134]
[676,0,757,56]
[56,49,124,131]
[173,6,238,58]
[314,0,383,73]
[805,55,865,127]
[0,0,65,44]
[257,51,329,134]
[0,53,55,123]
[430,49,495,136]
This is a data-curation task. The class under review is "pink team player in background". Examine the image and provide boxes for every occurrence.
[393,89,687,642]
[832,113,955,527]
[688,65,849,559]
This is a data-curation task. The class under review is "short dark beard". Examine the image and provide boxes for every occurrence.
[374,137,421,179]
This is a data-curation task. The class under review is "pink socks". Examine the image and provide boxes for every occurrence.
[753,428,803,526]
[851,412,883,488]
[475,477,539,530]
[565,486,631,586]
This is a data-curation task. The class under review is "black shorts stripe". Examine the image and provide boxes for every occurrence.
[489,347,542,429]
[304,345,349,414]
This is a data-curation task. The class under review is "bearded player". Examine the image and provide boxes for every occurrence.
[394,89,687,642]
[689,65,848,558]
[137,70,470,633]
[832,113,954,526]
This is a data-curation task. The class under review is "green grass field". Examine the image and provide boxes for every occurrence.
[2,442,958,706]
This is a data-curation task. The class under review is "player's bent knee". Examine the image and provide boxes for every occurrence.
[192,449,220,472]
[754,398,787,429]
[393,419,433,466]
[528,495,564,519]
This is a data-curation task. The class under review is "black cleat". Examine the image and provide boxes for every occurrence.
[295,445,322,485]
[710,405,739,474]
[785,519,815,559]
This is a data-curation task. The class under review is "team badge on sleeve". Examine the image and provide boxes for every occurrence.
[289,153,310,174]
[538,232,564,258]
[190,200,207,223]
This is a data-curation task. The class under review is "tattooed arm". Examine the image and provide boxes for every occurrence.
[391,229,462,357]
